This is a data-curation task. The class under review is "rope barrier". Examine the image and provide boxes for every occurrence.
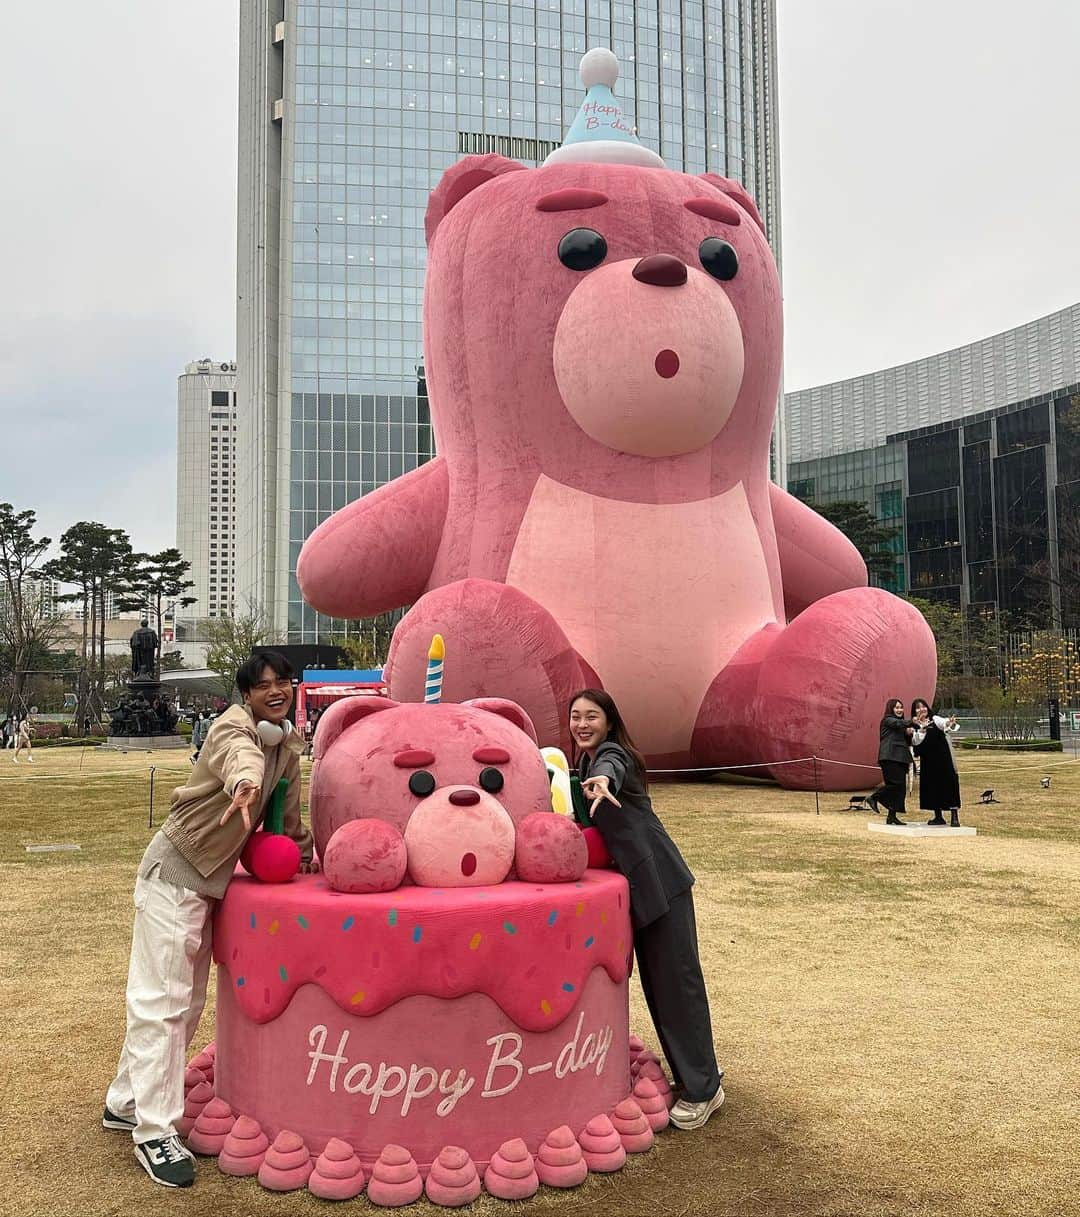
[2,750,1076,788]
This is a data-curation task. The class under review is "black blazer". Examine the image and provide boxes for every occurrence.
[579,741,694,930]
[878,715,915,765]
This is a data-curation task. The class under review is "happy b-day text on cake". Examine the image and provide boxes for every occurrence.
[306,1011,613,1118]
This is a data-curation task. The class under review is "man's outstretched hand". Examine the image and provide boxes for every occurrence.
[220,782,261,831]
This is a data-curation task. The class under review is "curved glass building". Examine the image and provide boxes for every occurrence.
[786,302,1080,629]
[237,0,782,641]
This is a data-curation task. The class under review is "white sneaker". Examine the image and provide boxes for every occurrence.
[669,1082,725,1130]
[27,756,34,763]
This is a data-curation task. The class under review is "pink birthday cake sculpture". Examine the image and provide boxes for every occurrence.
[206,686,677,1199]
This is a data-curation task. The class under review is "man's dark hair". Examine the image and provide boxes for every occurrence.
[236,650,296,694]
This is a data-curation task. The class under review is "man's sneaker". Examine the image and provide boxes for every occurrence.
[134,1136,195,1188]
[669,1082,726,1131]
[102,1106,136,1132]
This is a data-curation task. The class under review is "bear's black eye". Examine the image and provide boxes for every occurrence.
[409,770,436,798]
[559,228,608,271]
[699,237,739,281]
[479,767,504,794]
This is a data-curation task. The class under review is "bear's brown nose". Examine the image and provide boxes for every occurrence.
[449,789,481,806]
[633,254,687,287]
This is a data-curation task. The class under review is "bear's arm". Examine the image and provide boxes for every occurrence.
[768,483,868,620]
[297,456,449,619]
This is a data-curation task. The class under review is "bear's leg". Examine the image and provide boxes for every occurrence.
[693,588,937,791]
[383,579,599,753]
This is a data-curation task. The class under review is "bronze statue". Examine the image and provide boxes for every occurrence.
[130,619,159,681]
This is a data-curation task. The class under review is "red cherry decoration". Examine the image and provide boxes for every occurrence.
[239,777,302,883]
[582,825,613,869]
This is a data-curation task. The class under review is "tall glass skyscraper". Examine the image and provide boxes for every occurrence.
[237,0,782,641]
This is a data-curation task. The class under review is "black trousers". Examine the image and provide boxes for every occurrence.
[873,760,909,813]
[634,889,721,1103]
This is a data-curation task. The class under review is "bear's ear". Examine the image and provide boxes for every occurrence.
[425,154,526,245]
[698,173,767,235]
[313,696,399,760]
[462,697,539,744]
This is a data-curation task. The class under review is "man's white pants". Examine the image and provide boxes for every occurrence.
[105,868,215,1144]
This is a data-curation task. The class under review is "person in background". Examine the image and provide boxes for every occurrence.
[866,698,916,825]
[911,698,962,826]
[12,714,34,764]
[190,711,209,764]
[103,651,315,1188]
[570,688,725,1132]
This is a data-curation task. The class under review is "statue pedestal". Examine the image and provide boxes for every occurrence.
[867,822,978,839]
[105,735,188,752]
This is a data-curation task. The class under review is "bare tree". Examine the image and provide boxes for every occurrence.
[0,504,63,714]
[204,598,283,701]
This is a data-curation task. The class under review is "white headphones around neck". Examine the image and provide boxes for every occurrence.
[256,718,294,746]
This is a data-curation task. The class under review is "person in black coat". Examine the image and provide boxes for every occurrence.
[570,688,724,1132]
[911,698,962,826]
[867,698,917,824]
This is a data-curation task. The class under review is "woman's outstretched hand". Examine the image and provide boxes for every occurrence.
[583,775,622,815]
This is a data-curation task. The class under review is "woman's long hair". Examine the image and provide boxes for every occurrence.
[911,697,932,718]
[882,697,906,721]
[568,688,649,790]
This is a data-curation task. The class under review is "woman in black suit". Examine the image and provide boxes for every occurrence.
[867,697,917,824]
[570,688,724,1132]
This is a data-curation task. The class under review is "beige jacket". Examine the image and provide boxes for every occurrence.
[160,705,312,880]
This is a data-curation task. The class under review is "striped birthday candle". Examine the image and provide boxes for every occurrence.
[424,634,445,703]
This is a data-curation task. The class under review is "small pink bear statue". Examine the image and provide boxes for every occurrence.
[311,696,587,891]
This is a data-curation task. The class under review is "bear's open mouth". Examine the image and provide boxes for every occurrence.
[460,852,477,877]
[655,349,680,378]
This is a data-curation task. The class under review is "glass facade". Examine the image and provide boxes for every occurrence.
[238,0,782,641]
[786,446,905,593]
[787,383,1080,629]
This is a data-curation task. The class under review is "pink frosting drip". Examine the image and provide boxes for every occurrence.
[183,1065,207,1090]
[632,1047,662,1077]
[187,1098,236,1156]
[612,1097,655,1152]
[258,1129,314,1191]
[367,1144,424,1207]
[425,1145,482,1206]
[309,1137,367,1200]
[189,1049,215,1084]
[483,1138,539,1200]
[218,1115,269,1177]
[632,1077,671,1132]
[535,1125,588,1188]
[636,1059,674,1107]
[579,1113,626,1172]
[177,1081,214,1139]
[214,870,630,1032]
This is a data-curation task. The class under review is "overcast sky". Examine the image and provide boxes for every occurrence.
[2,1,1078,556]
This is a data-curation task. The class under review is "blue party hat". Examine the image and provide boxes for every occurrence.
[545,49,665,169]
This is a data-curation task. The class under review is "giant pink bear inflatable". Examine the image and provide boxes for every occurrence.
[298,155,937,790]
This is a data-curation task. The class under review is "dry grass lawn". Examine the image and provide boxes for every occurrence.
[1,745,1079,1217]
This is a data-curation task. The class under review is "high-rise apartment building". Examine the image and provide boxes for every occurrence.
[176,359,239,619]
[237,0,781,641]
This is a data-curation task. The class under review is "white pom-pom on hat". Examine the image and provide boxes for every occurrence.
[580,48,619,90]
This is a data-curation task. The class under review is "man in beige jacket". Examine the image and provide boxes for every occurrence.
[103,651,315,1188]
